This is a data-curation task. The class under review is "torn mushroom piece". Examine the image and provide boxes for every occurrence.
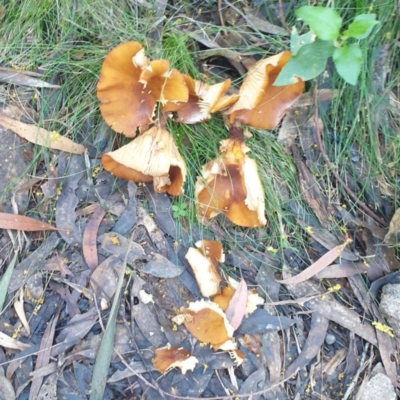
[163,75,238,124]
[185,240,224,297]
[153,346,199,375]
[97,41,188,137]
[195,138,266,227]
[213,277,264,316]
[226,51,305,130]
[172,300,236,351]
[101,126,187,195]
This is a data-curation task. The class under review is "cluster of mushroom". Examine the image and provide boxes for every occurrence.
[97,42,304,227]
[152,240,265,374]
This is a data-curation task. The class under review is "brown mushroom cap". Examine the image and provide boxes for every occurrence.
[195,138,266,227]
[226,51,305,130]
[97,42,188,137]
[101,126,187,195]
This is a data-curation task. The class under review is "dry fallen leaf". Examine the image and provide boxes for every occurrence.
[0,113,86,154]
[384,208,400,245]
[82,206,106,272]
[225,277,248,330]
[14,289,30,335]
[0,331,30,350]
[277,238,352,285]
[0,212,67,232]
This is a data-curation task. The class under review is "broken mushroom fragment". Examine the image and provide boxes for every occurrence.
[153,346,199,374]
[172,300,236,351]
[185,240,224,297]
[226,51,305,130]
[195,137,266,227]
[102,126,187,195]
[213,277,264,316]
[97,41,188,137]
[163,75,238,123]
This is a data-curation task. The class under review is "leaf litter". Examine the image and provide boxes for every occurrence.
[0,1,399,399]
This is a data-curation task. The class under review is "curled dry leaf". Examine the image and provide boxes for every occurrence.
[195,138,266,227]
[226,51,305,129]
[97,41,188,137]
[153,346,199,374]
[163,75,238,123]
[14,289,30,335]
[185,240,224,297]
[172,300,236,350]
[0,331,30,351]
[102,126,187,195]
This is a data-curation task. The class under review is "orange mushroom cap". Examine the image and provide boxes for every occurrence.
[153,346,199,374]
[172,300,236,351]
[97,42,188,137]
[101,126,187,195]
[163,75,238,124]
[226,51,305,130]
[195,138,266,227]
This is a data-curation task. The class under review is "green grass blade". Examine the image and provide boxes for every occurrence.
[0,251,18,313]
[89,236,133,400]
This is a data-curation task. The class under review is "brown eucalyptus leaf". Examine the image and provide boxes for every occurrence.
[278,239,352,284]
[82,206,106,272]
[225,278,248,330]
[0,113,85,154]
[0,212,64,232]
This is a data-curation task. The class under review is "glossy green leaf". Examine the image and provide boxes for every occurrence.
[344,14,379,39]
[295,6,342,40]
[333,44,363,85]
[274,39,335,86]
[290,27,315,56]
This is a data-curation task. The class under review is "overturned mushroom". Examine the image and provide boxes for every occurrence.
[163,75,238,124]
[153,346,198,374]
[195,135,266,227]
[97,41,188,137]
[185,240,224,297]
[226,51,304,130]
[172,300,236,351]
[102,126,187,195]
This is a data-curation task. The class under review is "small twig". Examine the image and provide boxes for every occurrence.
[218,0,225,27]
[342,343,370,400]
[277,0,291,33]
[312,85,388,227]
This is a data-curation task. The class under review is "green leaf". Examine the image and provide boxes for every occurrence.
[90,234,132,400]
[290,27,315,56]
[295,6,342,40]
[173,211,180,218]
[333,44,363,85]
[171,205,179,211]
[344,14,379,39]
[274,39,335,86]
[0,252,18,312]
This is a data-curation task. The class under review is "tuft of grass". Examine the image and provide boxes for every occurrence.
[0,0,398,254]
